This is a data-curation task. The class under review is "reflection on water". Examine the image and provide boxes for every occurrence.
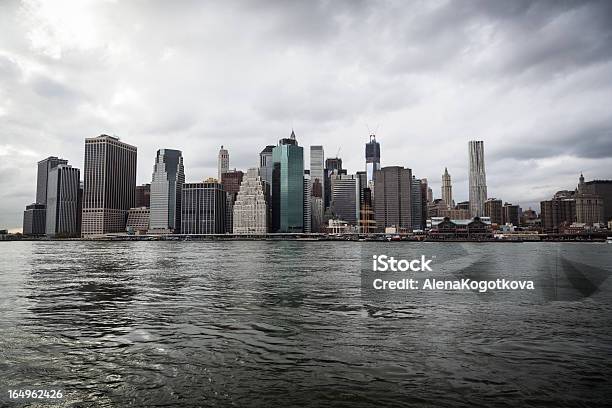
[0,241,610,407]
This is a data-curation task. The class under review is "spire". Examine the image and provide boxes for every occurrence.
[290,129,296,140]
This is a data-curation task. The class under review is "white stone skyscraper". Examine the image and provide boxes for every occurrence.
[233,168,269,234]
[149,149,185,234]
[218,145,229,180]
[468,141,487,217]
[441,167,453,208]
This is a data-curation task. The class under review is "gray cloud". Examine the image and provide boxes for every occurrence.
[0,0,611,229]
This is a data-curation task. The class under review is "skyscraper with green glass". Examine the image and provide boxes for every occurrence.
[271,130,304,232]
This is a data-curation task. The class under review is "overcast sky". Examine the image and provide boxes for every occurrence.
[1,0,612,230]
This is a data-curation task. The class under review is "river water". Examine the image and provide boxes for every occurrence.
[0,241,611,407]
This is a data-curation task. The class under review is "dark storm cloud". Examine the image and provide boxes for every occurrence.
[0,0,611,229]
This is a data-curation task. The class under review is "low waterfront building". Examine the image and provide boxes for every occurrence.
[427,217,493,240]
[181,181,226,234]
[233,168,269,234]
[23,203,46,236]
[325,219,356,234]
[126,207,150,235]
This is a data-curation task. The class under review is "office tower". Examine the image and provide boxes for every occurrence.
[468,141,487,217]
[584,179,612,222]
[126,207,150,235]
[365,134,381,186]
[23,204,46,236]
[420,179,429,227]
[411,176,423,230]
[358,187,375,233]
[330,173,358,226]
[540,191,576,232]
[135,184,151,208]
[324,158,344,210]
[82,135,137,237]
[310,146,324,230]
[233,168,270,234]
[218,145,229,180]
[181,181,226,234]
[575,174,604,224]
[149,149,185,234]
[311,196,324,232]
[303,171,312,233]
[46,164,80,237]
[441,168,453,208]
[373,166,412,231]
[502,202,520,226]
[221,170,244,233]
[36,156,68,205]
[259,145,275,188]
[271,130,304,233]
[484,198,503,225]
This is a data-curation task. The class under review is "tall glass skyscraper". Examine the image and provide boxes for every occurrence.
[271,130,304,233]
[149,149,185,233]
[468,141,487,217]
[365,134,381,186]
[46,164,81,237]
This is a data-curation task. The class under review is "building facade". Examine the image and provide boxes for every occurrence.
[330,172,359,226]
[411,176,423,230]
[468,141,487,217]
[365,134,381,186]
[221,170,244,233]
[441,167,453,208]
[149,149,185,234]
[135,184,150,208]
[584,179,612,222]
[181,181,226,234]
[218,145,229,180]
[126,207,150,234]
[303,171,312,233]
[23,204,46,236]
[46,164,81,237]
[233,168,269,234]
[373,166,412,232]
[37,156,68,205]
[502,202,520,226]
[271,131,304,232]
[81,135,137,237]
[259,145,275,190]
[484,198,503,226]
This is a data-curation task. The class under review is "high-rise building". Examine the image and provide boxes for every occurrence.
[149,149,185,234]
[222,170,244,233]
[575,174,604,225]
[441,168,453,208]
[310,146,324,230]
[36,156,68,205]
[365,134,381,186]
[303,171,312,233]
[218,145,229,180]
[331,172,359,226]
[271,130,304,233]
[324,157,344,210]
[233,168,269,234]
[374,166,412,232]
[540,190,576,232]
[420,179,429,228]
[23,204,46,236]
[81,135,137,237]
[259,145,275,189]
[502,202,520,226]
[468,141,487,217]
[181,181,226,234]
[135,184,151,208]
[584,179,612,222]
[411,176,423,230]
[46,164,81,237]
[484,198,503,225]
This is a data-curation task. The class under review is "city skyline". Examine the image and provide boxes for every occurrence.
[2,1,612,229]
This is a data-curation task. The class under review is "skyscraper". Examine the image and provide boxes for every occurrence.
[271,130,304,233]
[310,146,324,230]
[233,168,269,234]
[135,184,151,208]
[46,164,81,237]
[502,202,520,226]
[330,173,359,226]
[441,167,453,208]
[181,181,226,234]
[575,174,604,225]
[23,204,46,236]
[468,141,487,217]
[221,169,244,233]
[81,135,137,237]
[259,145,275,188]
[36,156,68,205]
[484,198,503,225]
[365,134,381,186]
[218,145,229,180]
[373,166,412,232]
[411,176,423,230]
[584,179,612,222]
[149,149,185,234]
[303,171,312,233]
